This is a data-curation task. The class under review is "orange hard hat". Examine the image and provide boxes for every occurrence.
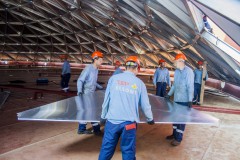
[91,51,103,59]
[159,59,166,64]
[198,61,203,65]
[60,54,68,59]
[126,56,140,70]
[115,61,121,66]
[175,53,187,61]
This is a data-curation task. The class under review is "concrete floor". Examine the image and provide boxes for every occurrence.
[0,69,240,160]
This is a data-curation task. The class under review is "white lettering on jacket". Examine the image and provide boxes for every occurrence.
[115,86,137,95]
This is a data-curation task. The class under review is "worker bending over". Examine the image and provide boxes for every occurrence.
[99,56,154,160]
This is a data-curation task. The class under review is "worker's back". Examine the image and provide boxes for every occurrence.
[102,71,152,124]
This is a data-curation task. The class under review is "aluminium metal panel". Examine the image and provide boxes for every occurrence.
[17,91,219,125]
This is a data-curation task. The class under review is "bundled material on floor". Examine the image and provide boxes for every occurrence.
[36,78,49,85]
[17,91,219,124]
[9,80,26,84]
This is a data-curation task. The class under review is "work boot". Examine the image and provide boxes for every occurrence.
[77,130,93,135]
[93,130,103,136]
[63,87,69,92]
[166,134,174,140]
[171,140,181,146]
[192,101,197,105]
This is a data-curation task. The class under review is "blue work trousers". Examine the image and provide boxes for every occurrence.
[99,121,136,160]
[78,122,100,133]
[172,102,188,142]
[193,83,201,103]
[61,73,71,88]
[156,82,167,97]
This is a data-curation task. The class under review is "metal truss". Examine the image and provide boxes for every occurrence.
[0,0,239,85]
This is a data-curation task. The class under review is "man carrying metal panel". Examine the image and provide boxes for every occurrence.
[165,52,194,146]
[61,55,71,92]
[112,60,123,75]
[153,59,171,97]
[99,56,154,160]
[77,51,104,135]
[193,61,208,105]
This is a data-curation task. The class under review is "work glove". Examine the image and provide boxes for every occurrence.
[147,119,155,125]
[96,84,104,90]
[100,118,106,126]
[98,86,105,90]
[77,91,83,96]
[164,95,170,99]
[188,102,193,109]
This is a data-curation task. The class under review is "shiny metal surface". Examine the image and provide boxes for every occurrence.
[17,91,219,124]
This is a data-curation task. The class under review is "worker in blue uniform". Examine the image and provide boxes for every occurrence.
[203,15,213,33]
[77,51,104,135]
[61,55,71,92]
[193,61,208,105]
[153,59,171,97]
[113,60,123,75]
[165,52,194,146]
[99,56,154,160]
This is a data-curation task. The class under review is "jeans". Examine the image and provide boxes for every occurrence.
[61,73,71,89]
[193,83,201,103]
[78,122,100,133]
[99,121,136,160]
[172,102,188,142]
[156,82,167,97]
